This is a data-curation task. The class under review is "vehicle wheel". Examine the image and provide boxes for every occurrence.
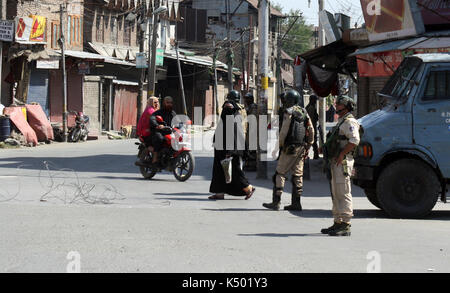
[173,151,195,182]
[138,149,157,179]
[376,159,440,218]
[364,188,382,209]
[69,129,81,142]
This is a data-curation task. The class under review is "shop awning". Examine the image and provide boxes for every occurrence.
[8,47,59,62]
[350,36,450,57]
[50,49,136,66]
[163,50,230,71]
[349,37,427,56]
[300,40,357,72]
[88,42,139,62]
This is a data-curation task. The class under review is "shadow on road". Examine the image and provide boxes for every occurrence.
[156,197,213,202]
[202,208,268,212]
[238,233,325,238]
[287,209,450,221]
[153,192,211,196]
[0,155,138,174]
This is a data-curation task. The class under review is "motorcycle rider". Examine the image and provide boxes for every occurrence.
[135,97,159,166]
[149,96,177,165]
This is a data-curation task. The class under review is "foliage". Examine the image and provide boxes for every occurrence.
[272,3,315,58]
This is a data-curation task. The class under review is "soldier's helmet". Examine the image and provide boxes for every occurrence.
[227,90,241,103]
[284,89,301,108]
[336,95,356,111]
[244,92,254,103]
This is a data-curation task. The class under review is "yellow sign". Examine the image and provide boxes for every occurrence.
[29,15,46,42]
[261,77,269,90]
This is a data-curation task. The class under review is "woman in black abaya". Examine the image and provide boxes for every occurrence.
[208,101,255,200]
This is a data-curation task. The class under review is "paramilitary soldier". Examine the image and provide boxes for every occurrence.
[263,89,314,211]
[227,90,247,136]
[321,95,360,236]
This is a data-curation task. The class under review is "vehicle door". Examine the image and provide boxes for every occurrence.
[413,63,450,178]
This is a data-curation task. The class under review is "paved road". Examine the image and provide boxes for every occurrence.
[0,136,449,273]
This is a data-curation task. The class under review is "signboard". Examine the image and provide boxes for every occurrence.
[319,10,341,44]
[418,0,450,26]
[357,51,404,77]
[136,52,147,68]
[77,62,90,75]
[156,48,164,67]
[15,15,46,43]
[0,20,14,42]
[36,59,60,69]
[360,0,425,42]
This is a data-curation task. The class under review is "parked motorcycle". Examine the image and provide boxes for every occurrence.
[135,120,194,182]
[68,111,89,142]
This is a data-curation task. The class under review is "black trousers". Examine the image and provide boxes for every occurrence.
[151,132,165,152]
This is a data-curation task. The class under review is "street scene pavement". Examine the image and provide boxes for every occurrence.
[1,134,449,273]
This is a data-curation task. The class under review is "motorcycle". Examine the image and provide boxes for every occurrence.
[135,119,194,182]
[68,111,90,142]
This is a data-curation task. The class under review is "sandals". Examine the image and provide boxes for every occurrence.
[245,187,256,200]
[208,194,225,200]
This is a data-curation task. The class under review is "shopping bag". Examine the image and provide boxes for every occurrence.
[221,157,233,184]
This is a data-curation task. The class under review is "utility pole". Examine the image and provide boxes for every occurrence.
[212,36,219,126]
[238,28,247,93]
[175,21,187,116]
[275,18,282,106]
[137,2,147,124]
[226,0,233,91]
[318,0,326,144]
[148,0,160,97]
[59,3,68,142]
[256,0,269,179]
[247,15,252,92]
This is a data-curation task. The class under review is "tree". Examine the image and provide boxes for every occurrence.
[273,4,315,58]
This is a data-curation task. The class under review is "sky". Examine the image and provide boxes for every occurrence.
[273,0,364,27]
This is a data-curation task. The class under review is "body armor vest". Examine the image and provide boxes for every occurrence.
[284,106,307,147]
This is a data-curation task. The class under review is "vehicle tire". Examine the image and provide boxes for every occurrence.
[138,149,157,179]
[82,130,88,142]
[376,159,440,218]
[364,188,382,209]
[173,151,195,182]
[69,128,81,142]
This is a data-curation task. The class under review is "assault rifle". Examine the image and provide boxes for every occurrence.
[318,124,332,181]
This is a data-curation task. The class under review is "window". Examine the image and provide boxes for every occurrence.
[123,20,131,46]
[96,13,104,42]
[111,16,117,45]
[423,70,450,101]
[67,15,71,44]
[51,21,60,49]
[67,15,82,46]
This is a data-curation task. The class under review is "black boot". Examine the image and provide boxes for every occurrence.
[263,189,282,210]
[328,222,351,236]
[321,222,340,234]
[284,187,302,211]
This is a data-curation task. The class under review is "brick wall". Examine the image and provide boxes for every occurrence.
[83,76,101,136]
[84,1,139,50]
[8,0,83,51]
